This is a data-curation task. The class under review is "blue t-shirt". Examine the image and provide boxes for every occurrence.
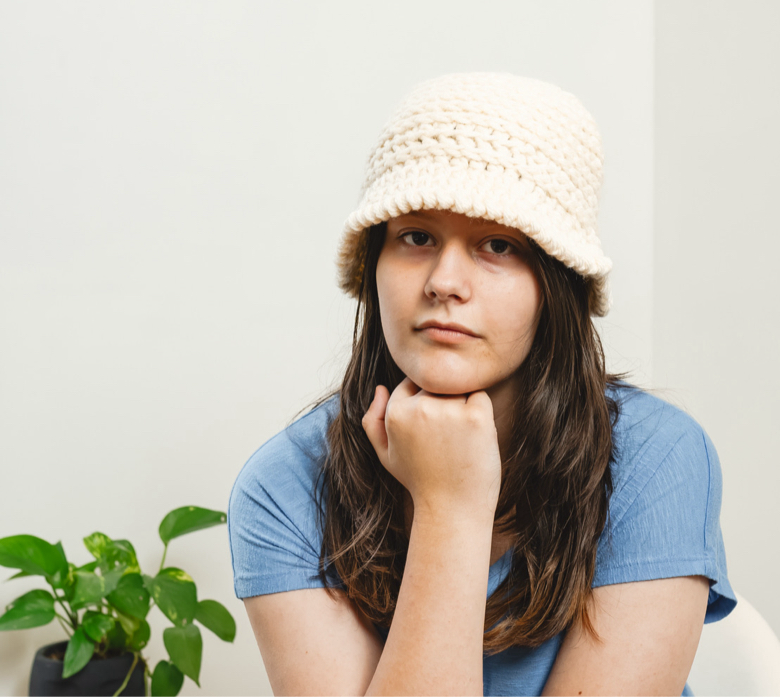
[228,382,737,696]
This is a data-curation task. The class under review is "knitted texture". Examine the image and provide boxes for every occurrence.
[335,72,613,317]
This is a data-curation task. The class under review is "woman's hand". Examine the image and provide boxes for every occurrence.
[361,377,502,523]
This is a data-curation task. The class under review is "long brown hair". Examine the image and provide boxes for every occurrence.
[288,220,633,654]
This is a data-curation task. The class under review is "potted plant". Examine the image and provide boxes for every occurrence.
[0,506,236,696]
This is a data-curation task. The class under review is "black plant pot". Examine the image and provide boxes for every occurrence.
[29,640,146,696]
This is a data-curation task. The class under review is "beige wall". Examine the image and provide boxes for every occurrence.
[654,0,780,644]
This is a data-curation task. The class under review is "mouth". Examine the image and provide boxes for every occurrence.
[416,321,479,337]
[415,326,479,343]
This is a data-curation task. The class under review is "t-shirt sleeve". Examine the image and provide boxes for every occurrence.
[592,414,737,624]
[227,408,336,599]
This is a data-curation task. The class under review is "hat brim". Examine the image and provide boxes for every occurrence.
[336,178,612,317]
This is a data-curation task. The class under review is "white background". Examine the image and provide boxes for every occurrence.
[0,1,776,694]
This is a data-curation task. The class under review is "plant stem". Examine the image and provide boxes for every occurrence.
[113,651,139,697]
[158,543,168,573]
[144,662,151,696]
[49,583,79,632]
[55,614,73,637]
[51,589,77,629]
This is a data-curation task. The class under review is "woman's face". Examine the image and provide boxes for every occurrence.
[376,209,542,408]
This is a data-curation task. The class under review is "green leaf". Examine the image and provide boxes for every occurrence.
[110,540,140,574]
[4,569,33,581]
[58,563,78,603]
[128,618,150,651]
[148,568,197,628]
[83,532,113,563]
[70,571,104,609]
[62,627,95,679]
[106,619,127,650]
[83,532,138,577]
[114,608,141,637]
[194,599,235,642]
[0,535,69,586]
[107,573,150,619]
[0,589,55,630]
[158,507,226,545]
[101,565,126,593]
[70,566,125,610]
[50,542,70,588]
[163,624,201,687]
[81,610,115,642]
[76,560,99,573]
[151,660,184,697]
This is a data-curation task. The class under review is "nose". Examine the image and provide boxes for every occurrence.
[424,241,473,302]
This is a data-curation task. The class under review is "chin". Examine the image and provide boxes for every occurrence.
[408,373,487,396]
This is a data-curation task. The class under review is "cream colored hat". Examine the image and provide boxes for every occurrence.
[335,72,613,317]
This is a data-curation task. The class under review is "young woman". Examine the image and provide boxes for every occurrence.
[228,72,736,696]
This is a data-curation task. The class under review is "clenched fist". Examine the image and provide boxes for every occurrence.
[361,376,502,523]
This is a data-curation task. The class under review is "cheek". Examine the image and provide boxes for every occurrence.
[376,257,413,318]
[491,275,541,347]
[375,264,406,341]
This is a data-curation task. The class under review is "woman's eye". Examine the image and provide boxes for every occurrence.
[399,232,517,256]
[482,239,515,256]
[400,231,433,247]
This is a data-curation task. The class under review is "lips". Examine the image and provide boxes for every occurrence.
[416,320,479,337]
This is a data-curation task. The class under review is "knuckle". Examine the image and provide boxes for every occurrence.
[465,410,482,428]
[385,404,399,427]
[472,392,492,413]
[417,401,436,421]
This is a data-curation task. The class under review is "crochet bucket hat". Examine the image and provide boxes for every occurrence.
[334,72,613,317]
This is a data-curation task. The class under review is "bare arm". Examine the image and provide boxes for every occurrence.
[245,379,501,695]
[243,507,494,696]
[542,575,710,696]
[365,508,494,696]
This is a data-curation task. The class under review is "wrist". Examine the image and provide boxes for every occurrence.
[410,498,496,532]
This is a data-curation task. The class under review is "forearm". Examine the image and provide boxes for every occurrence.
[364,509,494,696]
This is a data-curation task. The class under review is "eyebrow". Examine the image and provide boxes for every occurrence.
[393,210,439,221]
[391,211,530,244]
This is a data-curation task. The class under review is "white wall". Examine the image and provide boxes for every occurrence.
[1,1,654,694]
[654,0,780,648]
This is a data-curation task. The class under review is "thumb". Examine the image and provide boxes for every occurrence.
[362,385,389,460]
